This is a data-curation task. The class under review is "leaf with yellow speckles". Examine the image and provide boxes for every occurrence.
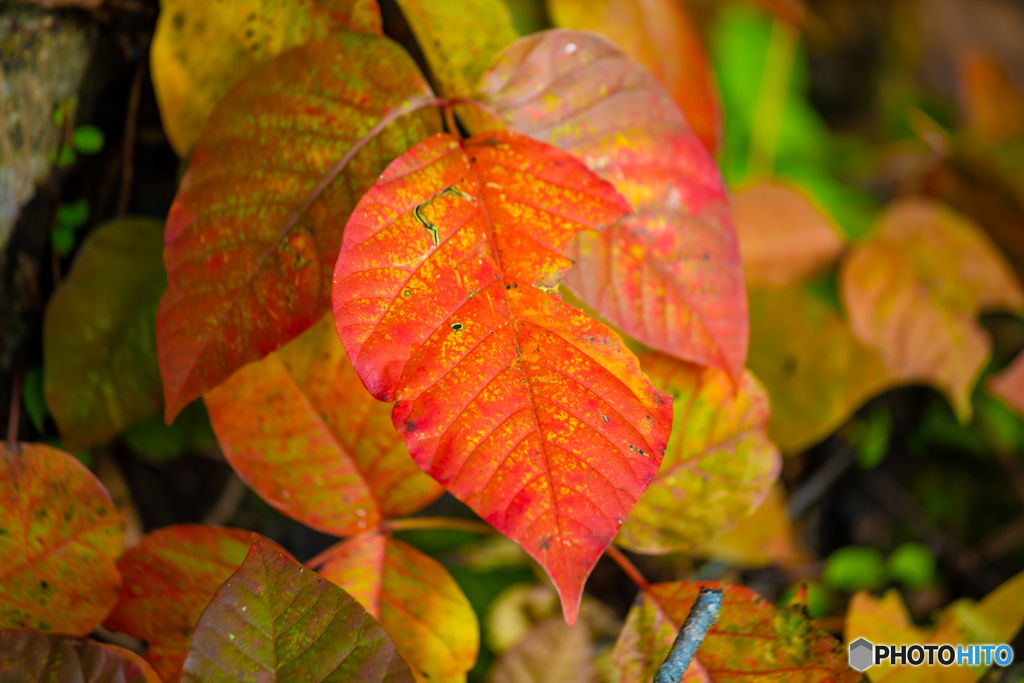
[845,570,1024,683]
[44,217,166,451]
[102,525,256,683]
[0,631,161,683]
[547,0,722,153]
[477,30,747,384]
[0,443,124,635]
[394,0,518,99]
[332,130,673,624]
[616,354,779,554]
[614,581,857,683]
[696,484,808,568]
[157,33,442,422]
[181,535,415,683]
[205,315,442,536]
[841,199,1024,421]
[151,0,381,155]
[313,532,479,683]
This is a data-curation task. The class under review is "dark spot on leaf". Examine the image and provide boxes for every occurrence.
[172,11,185,29]
[602,414,609,423]
[404,421,416,432]
[451,322,464,331]
[782,356,798,376]
[39,581,48,589]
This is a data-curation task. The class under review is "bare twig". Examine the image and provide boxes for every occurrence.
[202,473,247,526]
[605,545,650,591]
[788,444,854,517]
[655,587,724,683]
[7,366,23,445]
[90,625,145,654]
[117,46,147,216]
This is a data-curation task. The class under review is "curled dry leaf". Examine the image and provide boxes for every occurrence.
[614,581,857,683]
[617,354,780,554]
[491,617,596,683]
[0,630,161,683]
[103,525,255,683]
[181,535,415,683]
[841,199,1024,421]
[151,0,381,155]
[846,569,1024,683]
[696,484,807,568]
[748,284,896,453]
[157,32,441,422]
[0,443,124,635]
[477,30,747,383]
[332,130,672,624]
[44,217,166,450]
[314,532,478,683]
[205,315,441,536]
[733,181,844,288]
[394,0,518,99]
[990,350,1024,418]
[547,0,722,153]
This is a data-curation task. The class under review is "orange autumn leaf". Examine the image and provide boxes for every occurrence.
[157,32,441,421]
[614,581,857,683]
[103,525,255,683]
[151,0,381,155]
[548,0,722,153]
[0,631,161,683]
[733,181,844,288]
[617,354,780,554]
[314,533,478,682]
[991,350,1024,418]
[958,50,1024,143]
[0,443,124,635]
[841,199,1023,420]
[477,30,747,383]
[205,315,441,537]
[332,130,673,624]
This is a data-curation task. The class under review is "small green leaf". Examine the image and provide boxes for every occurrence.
[853,406,893,469]
[121,400,217,462]
[887,543,935,590]
[57,145,76,168]
[822,546,885,591]
[72,125,104,154]
[22,367,48,434]
[51,223,76,256]
[57,199,89,229]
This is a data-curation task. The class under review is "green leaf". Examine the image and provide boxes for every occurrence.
[181,535,415,683]
[822,546,885,591]
[57,145,76,168]
[778,582,832,618]
[22,366,47,434]
[56,199,89,229]
[72,125,104,154]
[121,399,217,462]
[886,543,935,591]
[44,217,167,450]
[853,406,893,469]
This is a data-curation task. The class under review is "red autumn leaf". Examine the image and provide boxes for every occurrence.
[477,29,747,384]
[547,0,722,153]
[157,32,441,421]
[0,443,124,635]
[181,535,414,683]
[103,525,255,683]
[991,350,1024,417]
[205,315,441,536]
[614,581,857,683]
[0,630,161,683]
[332,130,673,624]
[314,532,479,682]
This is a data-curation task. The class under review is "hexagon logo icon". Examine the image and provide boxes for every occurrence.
[849,638,874,671]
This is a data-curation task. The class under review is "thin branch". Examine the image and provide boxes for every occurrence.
[117,46,147,216]
[7,366,23,445]
[202,473,248,526]
[91,625,146,654]
[788,443,854,517]
[382,516,494,534]
[443,104,461,140]
[655,587,724,683]
[605,545,649,591]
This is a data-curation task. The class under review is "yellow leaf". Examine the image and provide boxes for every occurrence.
[151,0,380,155]
[696,484,808,567]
